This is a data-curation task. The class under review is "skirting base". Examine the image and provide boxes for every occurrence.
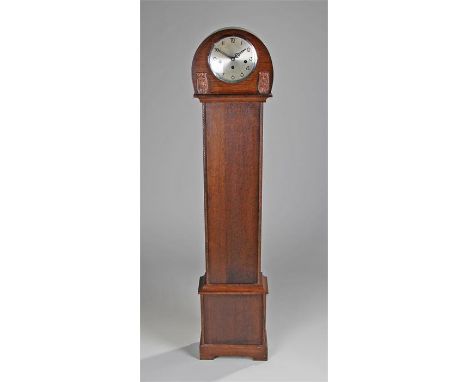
[199,332,268,361]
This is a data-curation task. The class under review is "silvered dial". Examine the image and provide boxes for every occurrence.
[208,36,258,83]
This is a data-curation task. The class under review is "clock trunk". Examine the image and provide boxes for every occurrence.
[204,102,262,284]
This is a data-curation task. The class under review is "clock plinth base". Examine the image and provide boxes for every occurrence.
[200,332,268,361]
[198,274,268,361]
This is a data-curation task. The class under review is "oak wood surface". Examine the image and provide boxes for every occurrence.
[195,94,271,103]
[203,294,263,344]
[199,334,268,361]
[204,102,261,284]
[198,274,268,294]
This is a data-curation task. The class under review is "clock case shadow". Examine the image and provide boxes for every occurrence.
[140,342,257,381]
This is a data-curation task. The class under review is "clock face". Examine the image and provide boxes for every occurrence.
[208,36,258,83]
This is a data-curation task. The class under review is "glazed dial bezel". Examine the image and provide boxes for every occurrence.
[207,36,258,83]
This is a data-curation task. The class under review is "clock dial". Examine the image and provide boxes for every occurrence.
[208,36,258,83]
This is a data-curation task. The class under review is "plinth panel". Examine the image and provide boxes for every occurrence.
[202,294,264,344]
[204,102,261,284]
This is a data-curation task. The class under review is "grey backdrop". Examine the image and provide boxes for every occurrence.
[141,1,327,380]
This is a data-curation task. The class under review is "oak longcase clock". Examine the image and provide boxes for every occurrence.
[192,28,273,361]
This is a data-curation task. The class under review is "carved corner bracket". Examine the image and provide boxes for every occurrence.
[196,72,209,94]
[257,72,270,94]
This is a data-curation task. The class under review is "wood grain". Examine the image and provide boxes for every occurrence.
[204,102,261,284]
[198,274,268,294]
[200,336,268,361]
[203,294,263,344]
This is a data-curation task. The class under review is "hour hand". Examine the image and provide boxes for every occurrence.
[234,49,246,58]
[214,48,233,59]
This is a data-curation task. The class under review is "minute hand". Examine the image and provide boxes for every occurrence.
[214,48,233,59]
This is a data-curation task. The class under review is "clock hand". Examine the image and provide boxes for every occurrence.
[215,48,234,59]
[234,49,247,58]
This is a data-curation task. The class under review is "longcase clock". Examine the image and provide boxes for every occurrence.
[192,28,273,361]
